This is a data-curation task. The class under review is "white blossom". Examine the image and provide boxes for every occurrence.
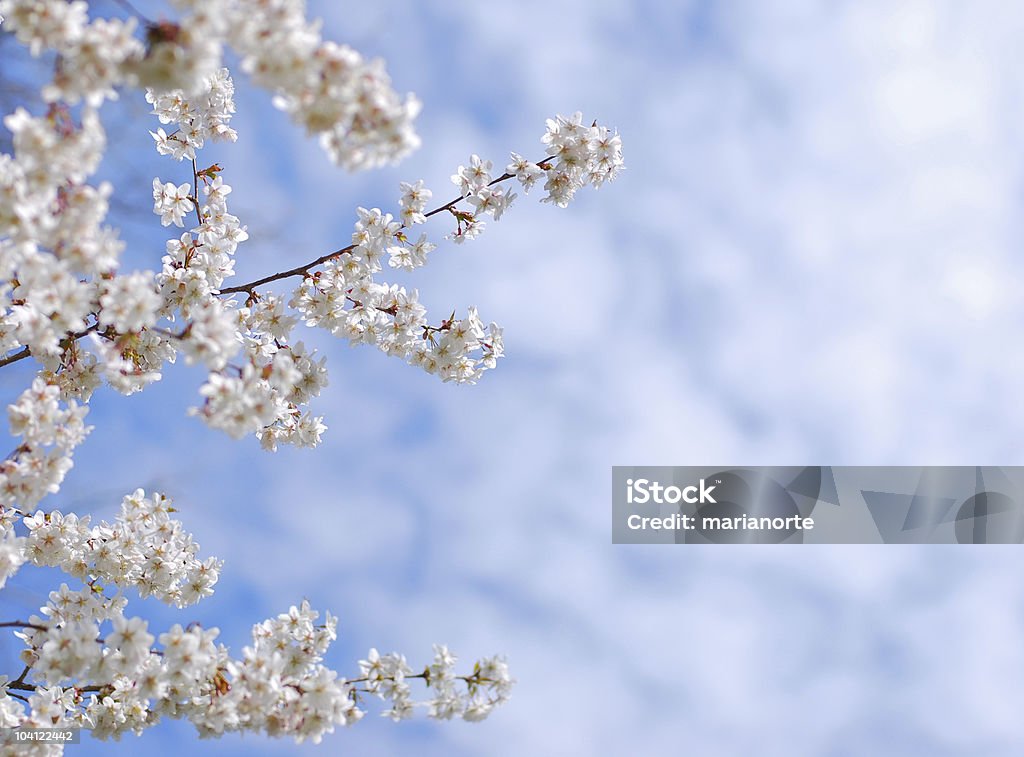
[0,3,625,747]
[152,178,194,228]
[98,272,162,333]
[540,111,624,206]
[398,179,432,226]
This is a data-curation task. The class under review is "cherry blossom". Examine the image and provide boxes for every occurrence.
[0,1,622,749]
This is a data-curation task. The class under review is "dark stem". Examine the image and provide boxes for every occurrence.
[220,158,545,295]
[0,157,552,365]
[0,347,29,369]
[12,665,30,686]
[0,323,100,369]
[191,158,203,228]
[0,621,49,632]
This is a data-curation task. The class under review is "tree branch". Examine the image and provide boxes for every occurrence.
[219,162,539,295]
[0,323,100,369]
[0,158,549,367]
[191,157,204,228]
[0,621,49,632]
[0,346,30,369]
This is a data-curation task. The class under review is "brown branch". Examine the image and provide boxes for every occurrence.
[421,171,512,221]
[191,157,203,228]
[0,157,551,367]
[11,665,30,686]
[0,346,30,369]
[5,677,103,694]
[0,621,49,632]
[0,323,100,369]
[218,243,356,295]
[345,672,428,685]
[219,160,543,296]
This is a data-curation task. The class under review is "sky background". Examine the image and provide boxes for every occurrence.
[4,0,1024,754]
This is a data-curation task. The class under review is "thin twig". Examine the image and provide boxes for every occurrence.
[0,621,49,632]
[219,160,542,295]
[0,323,100,369]
[11,665,30,686]
[0,346,30,369]
[191,157,204,228]
[0,157,551,367]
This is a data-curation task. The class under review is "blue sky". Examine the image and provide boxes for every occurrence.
[4,0,1024,754]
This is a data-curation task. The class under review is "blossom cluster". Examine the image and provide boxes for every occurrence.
[0,490,513,747]
[0,60,621,446]
[0,0,143,106]
[0,379,90,511]
[449,154,517,244]
[192,321,328,448]
[2,489,218,608]
[279,108,625,382]
[0,0,416,168]
[147,67,237,162]
[0,1,622,749]
[0,104,109,359]
[220,0,421,169]
[359,645,513,723]
[290,250,505,384]
[539,111,624,206]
